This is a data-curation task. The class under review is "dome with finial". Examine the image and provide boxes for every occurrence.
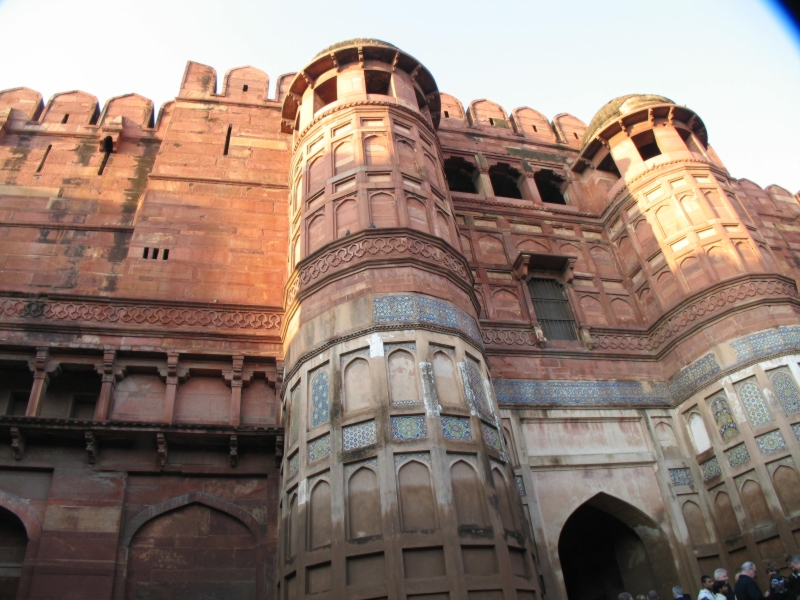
[315,39,399,58]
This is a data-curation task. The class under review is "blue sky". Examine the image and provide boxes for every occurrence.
[0,0,798,192]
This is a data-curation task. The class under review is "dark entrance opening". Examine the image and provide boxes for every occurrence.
[558,495,673,600]
[443,156,478,194]
[0,507,28,599]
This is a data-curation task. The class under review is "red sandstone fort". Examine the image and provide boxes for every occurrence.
[0,38,798,600]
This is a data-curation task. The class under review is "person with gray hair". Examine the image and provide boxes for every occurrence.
[647,592,660,600]
[618,594,633,600]
[734,561,766,600]
[672,586,689,600]
[714,569,734,600]
[788,554,800,597]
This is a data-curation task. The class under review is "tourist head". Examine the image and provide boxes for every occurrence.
[636,595,646,600]
[701,575,714,590]
[788,554,800,573]
[671,587,683,599]
[713,568,728,582]
[766,561,779,574]
[618,594,633,600]
[647,591,659,600]
[741,561,757,578]
[712,581,728,594]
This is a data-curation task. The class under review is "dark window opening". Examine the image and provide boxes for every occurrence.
[6,392,29,416]
[61,114,69,124]
[89,106,100,125]
[677,128,705,154]
[223,124,232,156]
[596,152,621,178]
[573,132,579,139]
[534,169,567,205]
[444,110,450,118]
[97,136,113,175]
[242,84,248,92]
[364,70,391,95]
[152,248,160,260]
[70,394,97,420]
[162,249,169,260]
[443,157,478,194]
[36,145,52,173]
[632,129,662,161]
[489,118,495,126]
[532,125,538,132]
[489,163,523,199]
[143,247,149,259]
[528,278,578,341]
[314,77,338,113]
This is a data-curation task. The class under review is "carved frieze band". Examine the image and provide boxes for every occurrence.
[0,297,282,331]
[285,230,472,308]
[481,277,799,353]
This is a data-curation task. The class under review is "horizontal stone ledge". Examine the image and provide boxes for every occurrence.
[0,220,134,233]
[0,416,282,436]
[148,173,290,189]
[527,452,656,469]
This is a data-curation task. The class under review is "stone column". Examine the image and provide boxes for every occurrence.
[25,347,60,417]
[94,349,123,421]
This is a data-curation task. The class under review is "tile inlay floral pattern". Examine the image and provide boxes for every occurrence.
[391,416,428,441]
[766,455,796,476]
[669,468,693,486]
[731,326,800,362]
[394,452,431,468]
[310,369,330,428]
[463,361,493,419]
[373,294,482,344]
[441,416,472,441]
[344,457,378,478]
[709,394,740,442]
[515,476,526,496]
[768,367,800,416]
[289,386,301,447]
[701,456,721,480]
[494,379,671,407]
[734,378,772,428]
[480,423,502,452]
[793,423,800,442]
[343,420,376,451]
[755,430,786,454]
[288,452,299,478]
[725,443,750,468]
[308,434,331,462]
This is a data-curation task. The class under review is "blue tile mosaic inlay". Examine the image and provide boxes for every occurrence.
[793,423,800,442]
[308,434,331,462]
[515,475,526,496]
[768,367,800,417]
[343,420,376,451]
[441,416,472,441]
[668,353,721,401]
[480,423,502,452]
[710,394,740,442]
[731,326,800,362]
[391,416,428,441]
[669,468,693,486]
[464,360,493,419]
[701,456,721,480]
[394,452,431,468]
[756,430,786,454]
[288,452,299,478]
[289,386,301,447]
[494,379,671,407]
[725,443,750,468]
[734,379,772,428]
[373,294,482,344]
[310,369,330,428]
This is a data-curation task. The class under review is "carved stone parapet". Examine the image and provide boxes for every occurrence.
[512,251,576,284]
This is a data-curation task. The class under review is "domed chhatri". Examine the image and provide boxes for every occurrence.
[582,93,675,147]
[315,38,399,58]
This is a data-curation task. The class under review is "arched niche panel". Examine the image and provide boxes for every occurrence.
[634,220,658,257]
[516,239,549,254]
[589,246,617,276]
[479,235,506,264]
[0,507,28,599]
[397,139,418,173]
[364,135,389,166]
[654,422,681,459]
[288,493,300,558]
[343,358,372,413]
[369,192,397,228]
[406,197,429,233]
[492,469,516,533]
[656,270,680,305]
[617,236,639,273]
[348,467,382,540]
[656,205,688,238]
[398,460,437,531]
[307,211,327,255]
[637,287,661,323]
[309,479,332,549]
[713,491,741,540]
[451,461,488,529]
[610,298,637,326]
[388,350,418,404]
[740,479,773,529]
[432,351,461,406]
[708,246,738,280]
[679,195,706,226]
[335,198,359,239]
[512,107,556,142]
[579,295,608,326]
[423,153,440,187]
[553,113,586,148]
[436,211,453,245]
[333,139,355,175]
[681,500,711,546]
[705,191,732,219]
[736,242,761,271]
[679,255,705,293]
[307,154,327,193]
[492,289,523,320]
[772,465,800,516]
[687,412,711,453]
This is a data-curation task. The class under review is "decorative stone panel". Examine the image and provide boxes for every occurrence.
[755,430,786,455]
[709,394,740,442]
[441,416,472,441]
[701,456,721,480]
[515,476,526,496]
[767,367,800,416]
[725,444,750,468]
[288,452,299,479]
[373,294,482,344]
[734,378,772,427]
[480,423,502,452]
[669,468,693,487]
[731,325,800,362]
[308,434,331,462]
[394,452,431,468]
[494,379,671,407]
[310,369,330,428]
[669,354,721,400]
[766,455,796,476]
[343,420,377,451]
[391,416,428,441]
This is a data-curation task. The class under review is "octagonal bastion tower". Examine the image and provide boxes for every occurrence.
[277,40,541,600]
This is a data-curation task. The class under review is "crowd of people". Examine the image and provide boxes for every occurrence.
[616,556,800,600]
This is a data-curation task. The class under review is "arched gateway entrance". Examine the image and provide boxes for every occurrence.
[558,494,678,600]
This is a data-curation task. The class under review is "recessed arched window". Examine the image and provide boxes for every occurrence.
[488,163,522,199]
[596,152,621,178]
[632,130,662,161]
[364,70,391,95]
[443,157,478,194]
[313,77,337,114]
[534,169,567,204]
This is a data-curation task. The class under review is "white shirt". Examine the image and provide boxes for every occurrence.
[698,591,715,600]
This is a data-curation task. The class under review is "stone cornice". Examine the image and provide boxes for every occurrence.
[0,293,283,335]
[283,228,475,314]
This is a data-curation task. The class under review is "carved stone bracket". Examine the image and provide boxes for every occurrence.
[85,431,98,464]
[580,327,595,350]
[229,435,239,468]
[512,251,576,285]
[275,434,284,468]
[156,433,168,467]
[10,427,25,460]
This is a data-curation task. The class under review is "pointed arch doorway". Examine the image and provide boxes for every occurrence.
[557,493,678,600]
